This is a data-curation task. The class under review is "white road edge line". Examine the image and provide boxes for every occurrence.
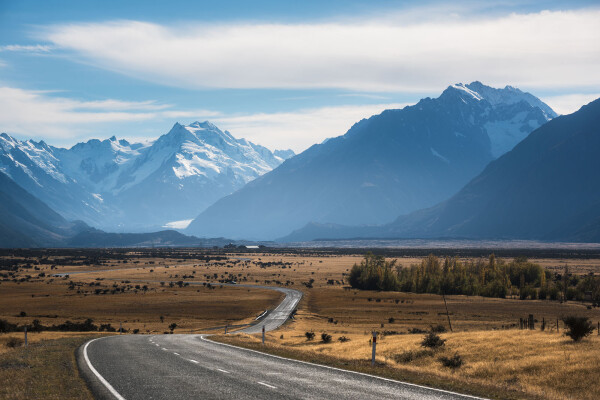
[201,336,486,400]
[257,381,277,389]
[83,338,127,400]
[217,368,230,373]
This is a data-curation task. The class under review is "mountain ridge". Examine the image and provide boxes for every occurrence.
[282,98,600,243]
[0,121,294,231]
[187,82,556,240]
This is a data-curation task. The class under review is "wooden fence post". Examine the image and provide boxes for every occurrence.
[528,314,534,330]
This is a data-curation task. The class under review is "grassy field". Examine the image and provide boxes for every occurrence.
[216,329,600,400]
[1,248,599,399]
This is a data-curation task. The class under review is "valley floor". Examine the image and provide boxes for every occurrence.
[1,248,599,399]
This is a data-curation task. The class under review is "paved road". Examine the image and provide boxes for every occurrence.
[79,284,483,400]
[81,334,482,400]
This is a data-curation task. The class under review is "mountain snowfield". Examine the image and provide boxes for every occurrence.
[187,81,557,240]
[0,122,293,231]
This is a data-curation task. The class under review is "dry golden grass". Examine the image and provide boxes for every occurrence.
[0,334,97,400]
[218,329,600,400]
[0,279,282,334]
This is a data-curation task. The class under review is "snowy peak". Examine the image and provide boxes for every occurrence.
[449,83,484,101]
[0,121,290,231]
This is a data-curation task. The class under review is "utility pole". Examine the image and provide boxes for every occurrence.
[262,325,265,345]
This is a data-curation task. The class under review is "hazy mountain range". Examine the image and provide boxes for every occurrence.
[186,82,556,240]
[284,98,600,243]
[3,81,600,248]
[0,121,294,231]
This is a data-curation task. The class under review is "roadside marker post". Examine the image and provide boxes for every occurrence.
[24,326,27,347]
[371,331,377,366]
[119,323,122,335]
[262,325,265,345]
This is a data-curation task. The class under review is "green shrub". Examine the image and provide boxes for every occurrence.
[439,352,463,368]
[321,333,332,343]
[421,332,446,348]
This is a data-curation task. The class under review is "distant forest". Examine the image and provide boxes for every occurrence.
[348,253,600,302]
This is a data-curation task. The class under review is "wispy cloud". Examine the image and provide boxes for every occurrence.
[40,9,600,92]
[0,44,53,53]
[0,86,408,151]
[542,93,600,115]
[0,87,217,140]
[213,103,409,151]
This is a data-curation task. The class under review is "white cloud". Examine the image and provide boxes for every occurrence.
[0,86,408,151]
[0,87,217,140]
[41,9,600,92]
[0,44,53,53]
[542,93,600,115]
[213,103,409,151]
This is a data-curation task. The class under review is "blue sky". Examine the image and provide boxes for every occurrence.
[1,0,599,151]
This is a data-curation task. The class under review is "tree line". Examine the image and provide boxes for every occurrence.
[348,253,600,301]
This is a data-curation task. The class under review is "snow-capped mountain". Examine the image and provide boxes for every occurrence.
[187,82,556,240]
[0,133,109,225]
[0,122,294,231]
[287,97,600,243]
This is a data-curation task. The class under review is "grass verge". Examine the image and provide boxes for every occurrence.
[0,334,99,400]
[211,333,541,400]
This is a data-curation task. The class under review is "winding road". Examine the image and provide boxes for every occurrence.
[78,283,485,400]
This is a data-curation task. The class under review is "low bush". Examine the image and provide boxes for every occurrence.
[337,336,350,342]
[393,349,435,363]
[430,324,447,333]
[421,332,446,349]
[439,352,463,369]
[321,333,332,343]
[305,331,315,341]
[6,337,24,348]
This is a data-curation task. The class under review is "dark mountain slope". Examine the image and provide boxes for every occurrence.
[0,172,85,247]
[285,98,600,243]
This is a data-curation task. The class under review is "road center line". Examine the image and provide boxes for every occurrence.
[217,368,230,373]
[173,352,180,356]
[257,381,277,389]
[188,359,199,364]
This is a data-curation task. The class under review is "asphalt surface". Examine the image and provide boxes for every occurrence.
[79,284,483,400]
[82,334,482,400]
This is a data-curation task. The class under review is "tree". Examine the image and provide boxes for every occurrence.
[169,323,177,333]
[562,316,594,342]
